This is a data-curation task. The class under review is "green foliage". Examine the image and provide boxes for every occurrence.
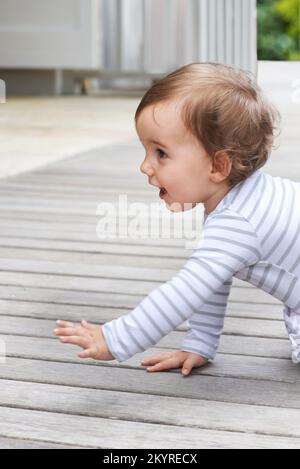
[257,0,300,60]
[275,0,300,39]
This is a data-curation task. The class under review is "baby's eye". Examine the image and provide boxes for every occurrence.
[157,149,168,159]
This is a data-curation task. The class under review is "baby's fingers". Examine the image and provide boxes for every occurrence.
[182,354,209,376]
[54,324,89,338]
[141,352,174,366]
[146,357,179,373]
[81,320,95,330]
[59,335,90,349]
[56,320,75,328]
[54,326,78,337]
[78,348,95,359]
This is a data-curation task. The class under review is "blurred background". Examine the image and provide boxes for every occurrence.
[0,0,299,178]
[258,0,299,60]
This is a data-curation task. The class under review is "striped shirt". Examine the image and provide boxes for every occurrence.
[102,168,300,364]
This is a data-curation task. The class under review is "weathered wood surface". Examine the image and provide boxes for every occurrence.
[0,142,300,449]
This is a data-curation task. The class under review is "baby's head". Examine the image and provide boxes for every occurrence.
[135,62,280,213]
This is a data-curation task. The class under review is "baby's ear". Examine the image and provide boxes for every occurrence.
[210,151,232,182]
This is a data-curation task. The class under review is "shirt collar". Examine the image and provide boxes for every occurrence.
[204,168,263,222]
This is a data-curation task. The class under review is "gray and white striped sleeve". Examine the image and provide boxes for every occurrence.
[180,279,233,359]
[102,209,262,362]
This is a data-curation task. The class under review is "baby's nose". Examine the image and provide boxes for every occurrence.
[140,160,154,176]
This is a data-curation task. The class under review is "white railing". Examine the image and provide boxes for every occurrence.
[0,0,257,94]
[100,0,257,75]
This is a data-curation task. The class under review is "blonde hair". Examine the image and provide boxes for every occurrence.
[135,62,281,188]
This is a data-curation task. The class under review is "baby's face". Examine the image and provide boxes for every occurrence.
[136,100,219,212]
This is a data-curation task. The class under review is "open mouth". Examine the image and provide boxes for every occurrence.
[159,187,168,198]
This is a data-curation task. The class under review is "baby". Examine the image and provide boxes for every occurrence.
[54,62,300,376]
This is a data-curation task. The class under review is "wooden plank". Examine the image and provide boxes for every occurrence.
[0,237,190,258]
[226,301,283,318]
[0,314,187,336]
[0,379,299,439]
[0,270,281,305]
[28,167,143,178]
[0,227,201,248]
[6,173,149,190]
[1,329,291,362]
[0,259,279,301]
[1,139,299,448]
[0,217,163,234]
[31,164,142,177]
[0,258,179,281]
[0,406,299,448]
[0,357,298,403]
[0,349,297,384]
[0,285,283,315]
[0,189,157,203]
[0,182,154,197]
[0,218,202,250]
[0,285,150,309]
[0,271,165,296]
[0,295,284,321]
[0,194,183,210]
[0,217,202,244]
[0,247,186,269]
[0,178,153,192]
[0,313,287,340]
[0,226,192,249]
[0,436,83,449]
[1,106,299,448]
[0,209,113,223]
[0,257,282,300]
[0,203,141,216]
[0,209,200,233]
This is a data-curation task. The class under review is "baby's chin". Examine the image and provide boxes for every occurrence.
[165,199,198,212]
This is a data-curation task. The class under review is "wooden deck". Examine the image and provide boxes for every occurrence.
[0,139,300,449]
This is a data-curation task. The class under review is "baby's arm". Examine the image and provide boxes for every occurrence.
[141,279,232,375]
[180,279,233,359]
[101,210,261,364]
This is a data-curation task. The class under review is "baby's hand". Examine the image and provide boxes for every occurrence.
[53,319,115,361]
[141,350,208,376]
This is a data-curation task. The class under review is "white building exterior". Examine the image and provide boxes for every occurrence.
[0,0,257,93]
